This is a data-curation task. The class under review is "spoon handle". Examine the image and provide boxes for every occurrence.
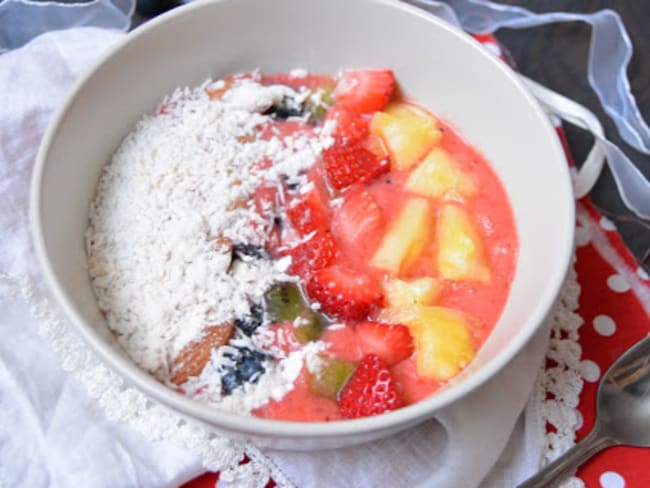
[517,427,617,488]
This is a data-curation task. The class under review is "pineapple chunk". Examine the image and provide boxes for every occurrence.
[370,197,432,275]
[437,205,491,282]
[384,101,435,121]
[384,277,442,309]
[406,306,476,380]
[375,306,417,325]
[370,105,442,171]
[406,148,477,200]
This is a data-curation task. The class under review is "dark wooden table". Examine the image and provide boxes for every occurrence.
[134,0,650,272]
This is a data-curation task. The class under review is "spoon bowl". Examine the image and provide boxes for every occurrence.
[519,334,650,487]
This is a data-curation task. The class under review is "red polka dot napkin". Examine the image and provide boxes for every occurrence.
[573,198,650,488]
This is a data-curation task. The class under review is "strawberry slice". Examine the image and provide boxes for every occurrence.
[334,70,396,113]
[331,187,384,258]
[285,178,330,235]
[253,183,280,216]
[326,108,370,143]
[306,265,383,320]
[356,322,414,366]
[322,142,389,190]
[261,72,336,90]
[285,232,338,277]
[338,354,403,418]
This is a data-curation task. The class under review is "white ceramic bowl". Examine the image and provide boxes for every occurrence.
[31,0,574,450]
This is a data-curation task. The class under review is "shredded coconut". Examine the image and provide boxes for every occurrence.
[86,74,334,413]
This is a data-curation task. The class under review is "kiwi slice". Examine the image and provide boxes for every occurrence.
[265,282,304,321]
[308,357,356,400]
[294,312,327,344]
[265,282,329,343]
[306,86,335,122]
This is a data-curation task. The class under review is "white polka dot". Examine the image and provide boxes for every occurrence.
[580,359,601,382]
[593,315,617,336]
[637,267,649,281]
[599,470,625,488]
[599,217,617,231]
[607,274,631,293]
[575,226,590,247]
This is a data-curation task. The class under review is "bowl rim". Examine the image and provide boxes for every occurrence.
[30,0,575,439]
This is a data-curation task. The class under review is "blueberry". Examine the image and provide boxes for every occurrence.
[235,303,264,336]
[263,96,304,119]
[280,174,300,191]
[232,243,269,261]
[239,355,265,382]
[221,370,241,395]
[220,346,268,395]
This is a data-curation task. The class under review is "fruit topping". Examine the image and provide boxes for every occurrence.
[322,141,389,190]
[307,356,356,400]
[234,303,265,336]
[263,96,305,119]
[383,277,442,309]
[220,346,268,395]
[370,102,442,170]
[404,306,476,381]
[171,321,235,385]
[331,187,384,258]
[370,197,432,275]
[286,231,338,277]
[406,147,477,200]
[232,243,270,261]
[436,204,491,282]
[338,354,402,418]
[265,282,306,321]
[306,264,383,321]
[285,178,330,235]
[260,72,336,90]
[326,108,370,143]
[355,321,414,366]
[305,86,335,122]
[294,314,328,344]
[265,282,328,343]
[334,69,396,113]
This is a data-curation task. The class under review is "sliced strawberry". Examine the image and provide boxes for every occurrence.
[258,119,316,141]
[266,322,302,356]
[338,354,403,418]
[356,322,414,366]
[253,183,280,216]
[320,323,362,363]
[285,179,330,236]
[285,232,338,277]
[322,142,389,190]
[306,265,383,321]
[334,70,396,113]
[326,108,370,143]
[331,187,384,258]
[261,72,337,90]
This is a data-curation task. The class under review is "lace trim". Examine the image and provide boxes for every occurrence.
[0,258,585,488]
[527,255,585,487]
[0,272,292,488]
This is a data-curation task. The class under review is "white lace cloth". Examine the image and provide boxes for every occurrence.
[0,27,584,488]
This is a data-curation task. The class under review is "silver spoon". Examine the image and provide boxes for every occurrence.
[518,334,650,488]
